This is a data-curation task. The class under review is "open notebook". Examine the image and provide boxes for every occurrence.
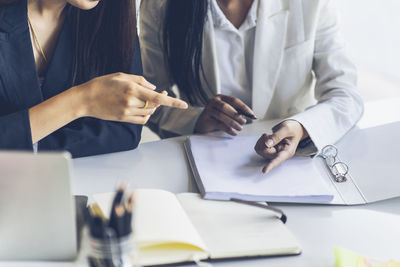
[93,189,301,266]
[184,122,400,205]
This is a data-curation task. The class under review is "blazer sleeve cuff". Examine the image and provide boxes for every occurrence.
[278,102,358,155]
[0,109,33,150]
[272,115,319,156]
[273,108,335,156]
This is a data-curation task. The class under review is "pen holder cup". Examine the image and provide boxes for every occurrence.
[88,229,135,267]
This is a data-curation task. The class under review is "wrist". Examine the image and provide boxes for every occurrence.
[299,124,309,140]
[280,119,309,140]
[193,111,207,134]
[68,85,89,119]
[193,120,202,134]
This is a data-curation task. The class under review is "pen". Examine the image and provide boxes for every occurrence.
[124,194,134,236]
[230,198,287,223]
[236,109,257,120]
[111,185,126,208]
[109,186,126,237]
[90,216,106,239]
[113,204,125,238]
[109,185,126,228]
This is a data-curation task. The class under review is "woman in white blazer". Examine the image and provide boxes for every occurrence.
[139,0,363,173]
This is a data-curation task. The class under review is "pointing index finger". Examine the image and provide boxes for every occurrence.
[139,89,188,109]
[262,150,291,174]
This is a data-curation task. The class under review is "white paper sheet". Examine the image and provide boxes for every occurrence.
[187,136,334,203]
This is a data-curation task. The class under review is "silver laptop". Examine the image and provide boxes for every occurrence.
[0,151,77,260]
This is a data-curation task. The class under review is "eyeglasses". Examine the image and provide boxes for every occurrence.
[320,145,348,183]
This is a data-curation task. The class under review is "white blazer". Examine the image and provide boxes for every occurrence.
[139,0,364,150]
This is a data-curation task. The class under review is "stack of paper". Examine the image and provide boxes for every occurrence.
[185,135,334,203]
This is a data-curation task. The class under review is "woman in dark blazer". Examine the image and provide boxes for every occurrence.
[0,0,187,158]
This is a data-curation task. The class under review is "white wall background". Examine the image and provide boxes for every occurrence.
[336,0,400,101]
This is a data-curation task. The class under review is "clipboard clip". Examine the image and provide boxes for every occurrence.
[319,145,349,183]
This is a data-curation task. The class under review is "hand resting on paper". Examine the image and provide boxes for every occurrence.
[254,120,309,174]
[194,94,255,136]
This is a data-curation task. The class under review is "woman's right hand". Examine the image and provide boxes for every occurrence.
[75,72,188,125]
[194,94,256,136]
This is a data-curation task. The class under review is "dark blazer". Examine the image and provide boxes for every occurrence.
[0,1,143,158]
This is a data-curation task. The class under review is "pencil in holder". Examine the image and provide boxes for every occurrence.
[88,227,133,267]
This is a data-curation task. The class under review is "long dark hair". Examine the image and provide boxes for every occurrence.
[68,0,137,85]
[0,0,137,85]
[163,0,208,105]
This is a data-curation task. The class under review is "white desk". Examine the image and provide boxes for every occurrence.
[3,98,400,267]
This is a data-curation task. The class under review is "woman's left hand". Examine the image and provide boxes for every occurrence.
[254,120,308,174]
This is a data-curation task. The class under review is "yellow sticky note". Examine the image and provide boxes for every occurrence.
[335,247,367,267]
[335,247,400,267]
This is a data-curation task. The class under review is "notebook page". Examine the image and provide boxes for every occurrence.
[93,189,209,265]
[177,193,301,259]
[188,136,334,203]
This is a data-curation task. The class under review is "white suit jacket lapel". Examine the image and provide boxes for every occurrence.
[201,8,220,96]
[252,0,289,118]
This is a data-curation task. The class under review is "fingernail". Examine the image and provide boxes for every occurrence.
[266,139,274,147]
[147,83,156,90]
[248,111,257,119]
[180,102,188,109]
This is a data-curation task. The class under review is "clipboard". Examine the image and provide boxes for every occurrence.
[184,121,400,205]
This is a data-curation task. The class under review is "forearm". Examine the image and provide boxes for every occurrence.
[29,86,86,144]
